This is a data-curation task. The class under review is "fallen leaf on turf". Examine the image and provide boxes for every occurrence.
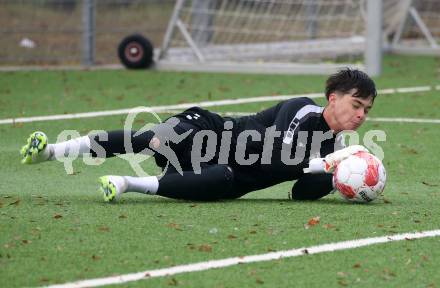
[92,255,101,261]
[68,171,81,176]
[53,214,62,219]
[304,216,320,229]
[198,244,212,252]
[308,216,320,225]
[400,145,418,154]
[167,223,182,231]
[98,226,110,232]
[55,200,69,206]
[168,278,179,286]
[383,198,392,204]
[337,271,348,278]
[22,240,31,245]
[422,181,438,187]
[8,199,20,206]
[353,263,361,268]
[382,268,396,280]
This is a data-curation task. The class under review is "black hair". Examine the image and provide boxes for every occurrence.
[325,68,377,101]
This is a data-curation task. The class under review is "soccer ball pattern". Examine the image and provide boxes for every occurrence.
[333,151,386,203]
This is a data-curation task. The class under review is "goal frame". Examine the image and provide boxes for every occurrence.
[386,0,440,56]
[156,0,383,75]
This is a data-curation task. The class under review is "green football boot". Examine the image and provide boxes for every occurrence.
[98,176,127,202]
[20,131,51,164]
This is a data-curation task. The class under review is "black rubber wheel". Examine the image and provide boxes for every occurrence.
[118,34,154,69]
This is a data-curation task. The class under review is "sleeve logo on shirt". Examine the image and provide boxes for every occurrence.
[186,113,201,120]
[283,105,324,145]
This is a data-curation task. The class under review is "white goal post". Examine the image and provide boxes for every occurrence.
[155,0,383,75]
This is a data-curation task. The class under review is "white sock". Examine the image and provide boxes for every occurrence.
[124,176,159,195]
[47,136,91,160]
[35,145,53,162]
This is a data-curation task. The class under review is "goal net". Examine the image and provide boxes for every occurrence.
[385,0,440,55]
[157,0,375,74]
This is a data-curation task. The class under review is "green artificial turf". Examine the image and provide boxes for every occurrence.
[0,54,439,287]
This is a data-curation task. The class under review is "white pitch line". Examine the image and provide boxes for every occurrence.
[163,110,440,124]
[45,229,440,288]
[395,86,432,93]
[0,93,322,125]
[215,112,440,124]
[367,117,440,124]
[378,85,432,94]
[1,85,438,126]
[159,110,253,117]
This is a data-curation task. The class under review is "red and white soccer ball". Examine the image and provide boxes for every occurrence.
[333,151,386,203]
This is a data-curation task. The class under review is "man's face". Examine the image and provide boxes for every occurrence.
[328,89,374,132]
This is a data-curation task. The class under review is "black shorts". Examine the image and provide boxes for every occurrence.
[154,107,232,169]
[173,106,231,132]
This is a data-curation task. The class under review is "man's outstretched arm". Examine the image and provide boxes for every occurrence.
[303,145,369,173]
[290,173,334,200]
